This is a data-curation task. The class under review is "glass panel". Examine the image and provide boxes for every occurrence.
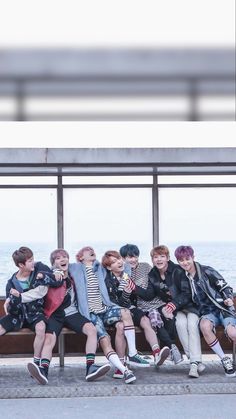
[0,189,57,296]
[63,175,153,185]
[25,96,189,117]
[64,187,153,263]
[159,175,236,184]
[0,176,57,185]
[159,187,236,288]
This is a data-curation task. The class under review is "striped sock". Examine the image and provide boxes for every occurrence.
[86,353,95,374]
[106,351,126,373]
[124,325,137,357]
[209,338,225,359]
[152,344,160,357]
[33,356,40,366]
[41,358,50,375]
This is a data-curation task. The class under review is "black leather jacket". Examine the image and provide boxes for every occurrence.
[135,260,179,304]
[172,262,234,317]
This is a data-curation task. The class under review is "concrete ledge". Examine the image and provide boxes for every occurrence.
[1,361,236,399]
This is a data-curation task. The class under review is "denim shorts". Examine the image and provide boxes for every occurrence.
[201,312,236,330]
[90,306,122,340]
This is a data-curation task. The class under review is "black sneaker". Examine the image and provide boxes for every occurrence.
[221,356,236,377]
[123,368,136,384]
[27,362,48,385]
[86,363,111,382]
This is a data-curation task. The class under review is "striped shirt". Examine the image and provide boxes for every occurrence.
[86,266,107,314]
[131,262,163,311]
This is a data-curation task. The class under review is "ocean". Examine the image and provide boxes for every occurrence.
[0,241,235,297]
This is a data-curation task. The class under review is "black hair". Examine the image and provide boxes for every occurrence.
[119,244,140,258]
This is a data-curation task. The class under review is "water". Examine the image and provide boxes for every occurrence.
[0,241,235,297]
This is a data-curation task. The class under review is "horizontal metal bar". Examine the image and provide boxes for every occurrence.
[158,183,236,188]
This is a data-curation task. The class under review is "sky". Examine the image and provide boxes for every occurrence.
[0,122,235,148]
[0,1,235,247]
[0,0,234,47]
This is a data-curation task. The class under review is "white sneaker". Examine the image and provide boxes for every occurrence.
[154,346,170,367]
[197,362,206,374]
[189,363,199,378]
[171,344,183,365]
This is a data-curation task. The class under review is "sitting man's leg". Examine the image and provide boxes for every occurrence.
[200,314,235,377]
[133,308,170,367]
[120,307,150,367]
[32,319,46,367]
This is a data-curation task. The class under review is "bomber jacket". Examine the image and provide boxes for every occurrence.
[104,270,137,309]
[6,262,62,327]
[172,262,234,317]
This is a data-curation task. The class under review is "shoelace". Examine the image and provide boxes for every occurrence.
[223,358,232,369]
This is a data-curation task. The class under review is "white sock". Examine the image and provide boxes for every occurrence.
[107,351,127,373]
[209,338,225,359]
[124,326,137,357]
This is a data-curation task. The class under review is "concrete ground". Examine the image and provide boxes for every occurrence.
[1,354,236,399]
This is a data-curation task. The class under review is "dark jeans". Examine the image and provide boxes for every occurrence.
[156,308,177,348]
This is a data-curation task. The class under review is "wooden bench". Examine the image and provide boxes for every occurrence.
[4,325,236,368]
[1,298,235,367]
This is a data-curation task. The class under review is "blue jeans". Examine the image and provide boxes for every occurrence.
[201,312,236,330]
[90,306,122,340]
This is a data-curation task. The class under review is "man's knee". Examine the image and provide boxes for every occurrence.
[82,322,97,337]
[0,324,7,335]
[121,308,132,321]
[226,324,236,341]
[200,318,212,333]
[140,315,150,329]
[35,321,46,336]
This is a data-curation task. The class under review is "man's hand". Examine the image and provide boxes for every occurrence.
[53,269,64,281]
[224,298,234,307]
[124,279,136,293]
[10,288,20,297]
[3,297,10,314]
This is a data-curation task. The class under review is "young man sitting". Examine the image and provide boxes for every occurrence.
[102,249,170,373]
[28,248,111,384]
[0,246,61,369]
[71,246,137,384]
[173,245,236,377]
[126,245,183,365]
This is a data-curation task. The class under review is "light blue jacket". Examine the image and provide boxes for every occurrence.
[68,260,116,320]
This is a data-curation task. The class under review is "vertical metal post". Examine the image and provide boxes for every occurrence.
[57,171,64,248]
[15,80,26,121]
[57,171,65,366]
[188,78,198,121]
[152,173,159,247]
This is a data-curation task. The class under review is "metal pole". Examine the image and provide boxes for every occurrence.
[188,78,198,121]
[57,171,65,366]
[152,174,159,247]
[57,172,64,248]
[15,80,26,121]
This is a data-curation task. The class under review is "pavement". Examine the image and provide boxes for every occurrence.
[0,354,236,399]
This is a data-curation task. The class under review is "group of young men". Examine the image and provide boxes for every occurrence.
[0,242,236,386]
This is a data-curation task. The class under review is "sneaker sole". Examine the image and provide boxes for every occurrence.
[113,373,124,379]
[127,360,150,368]
[155,347,170,367]
[197,364,206,374]
[27,363,48,385]
[189,371,199,378]
[225,371,236,378]
[86,364,111,382]
[125,375,136,384]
